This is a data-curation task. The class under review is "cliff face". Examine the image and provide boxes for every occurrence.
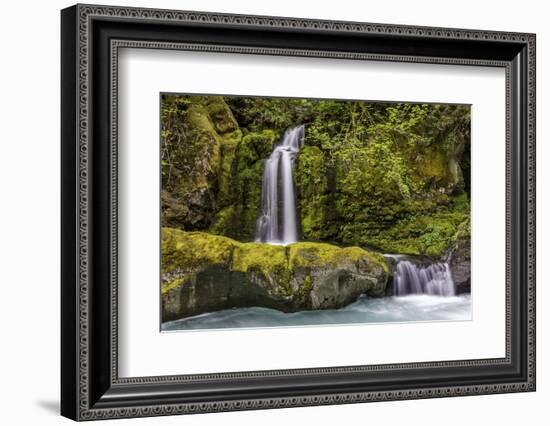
[161,228,389,322]
[160,96,242,231]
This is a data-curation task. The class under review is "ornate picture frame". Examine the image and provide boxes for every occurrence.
[61,4,535,421]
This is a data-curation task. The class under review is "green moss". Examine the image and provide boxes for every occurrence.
[162,227,388,281]
[209,205,237,236]
[232,242,291,293]
[354,193,470,257]
[161,276,190,295]
[289,242,358,267]
[212,98,243,207]
[238,130,278,169]
[231,242,284,270]
[449,216,471,254]
[420,220,458,257]
[214,129,280,240]
[454,216,471,240]
[161,96,242,229]
[205,96,239,134]
[233,161,264,240]
[161,228,390,318]
[217,135,241,207]
[294,274,314,308]
[295,146,331,241]
[451,192,469,213]
[415,150,447,182]
[288,241,388,274]
[161,227,235,273]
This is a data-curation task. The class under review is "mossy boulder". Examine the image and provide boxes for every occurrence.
[295,146,334,241]
[161,96,242,230]
[161,228,389,322]
[287,242,388,309]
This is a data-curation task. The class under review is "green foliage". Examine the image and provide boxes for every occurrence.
[354,193,471,256]
[234,161,264,240]
[448,215,471,255]
[228,97,314,131]
[237,130,278,168]
[161,94,471,258]
[209,205,238,236]
[300,101,469,257]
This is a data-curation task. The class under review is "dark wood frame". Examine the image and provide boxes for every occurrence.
[61,3,536,421]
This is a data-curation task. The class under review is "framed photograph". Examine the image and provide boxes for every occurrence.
[61,4,536,421]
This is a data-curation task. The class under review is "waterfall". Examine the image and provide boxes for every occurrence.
[393,260,455,296]
[256,125,305,245]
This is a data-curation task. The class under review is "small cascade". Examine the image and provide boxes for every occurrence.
[393,260,455,296]
[255,125,305,245]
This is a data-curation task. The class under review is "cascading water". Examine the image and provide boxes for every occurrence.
[255,125,305,245]
[393,260,455,296]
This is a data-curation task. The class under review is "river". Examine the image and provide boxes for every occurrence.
[162,294,471,331]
